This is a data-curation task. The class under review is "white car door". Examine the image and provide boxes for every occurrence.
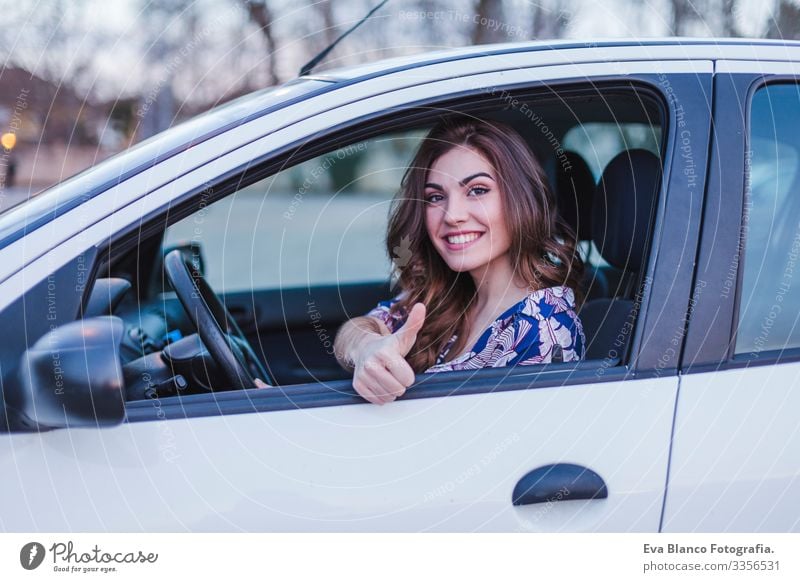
[0,56,712,532]
[664,62,800,532]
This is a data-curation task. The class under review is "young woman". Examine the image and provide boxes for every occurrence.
[333,117,585,405]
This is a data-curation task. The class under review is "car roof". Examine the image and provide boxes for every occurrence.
[311,37,800,81]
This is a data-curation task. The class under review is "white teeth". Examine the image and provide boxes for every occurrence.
[447,233,480,245]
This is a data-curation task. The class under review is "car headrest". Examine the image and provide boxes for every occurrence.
[556,151,595,242]
[592,149,661,270]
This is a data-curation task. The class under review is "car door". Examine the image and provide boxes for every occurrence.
[664,61,800,532]
[0,54,711,531]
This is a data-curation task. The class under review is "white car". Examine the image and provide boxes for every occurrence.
[0,38,798,532]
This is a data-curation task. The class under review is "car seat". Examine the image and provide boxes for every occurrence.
[579,149,661,361]
[554,151,610,302]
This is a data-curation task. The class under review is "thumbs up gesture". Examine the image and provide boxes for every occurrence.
[353,303,426,405]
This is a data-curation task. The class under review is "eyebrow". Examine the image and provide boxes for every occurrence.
[459,172,494,186]
[424,172,495,190]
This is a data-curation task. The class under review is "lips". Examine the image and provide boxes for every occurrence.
[443,231,484,250]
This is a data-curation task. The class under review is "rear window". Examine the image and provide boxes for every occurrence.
[735,83,800,355]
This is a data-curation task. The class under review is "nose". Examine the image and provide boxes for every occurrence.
[444,192,469,226]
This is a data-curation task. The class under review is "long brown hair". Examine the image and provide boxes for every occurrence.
[388,116,584,372]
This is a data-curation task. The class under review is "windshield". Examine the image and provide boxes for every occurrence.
[0,78,331,249]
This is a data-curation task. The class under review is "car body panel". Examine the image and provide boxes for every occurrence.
[716,59,800,74]
[666,60,800,532]
[0,377,677,531]
[663,366,800,531]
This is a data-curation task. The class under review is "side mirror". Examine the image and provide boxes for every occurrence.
[18,316,126,428]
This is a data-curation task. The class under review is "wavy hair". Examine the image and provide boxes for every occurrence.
[387,116,584,372]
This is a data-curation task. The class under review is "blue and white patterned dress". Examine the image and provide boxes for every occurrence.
[366,285,586,373]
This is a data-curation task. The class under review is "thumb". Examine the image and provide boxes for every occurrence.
[394,303,426,355]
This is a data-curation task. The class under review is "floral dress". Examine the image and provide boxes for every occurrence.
[366,285,586,373]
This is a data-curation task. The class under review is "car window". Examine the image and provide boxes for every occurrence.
[163,129,427,292]
[563,122,661,182]
[115,84,667,396]
[563,122,662,270]
[735,83,800,355]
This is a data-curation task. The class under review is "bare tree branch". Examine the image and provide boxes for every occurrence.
[472,0,505,44]
[242,0,280,86]
[531,0,571,39]
[670,0,695,35]
[765,0,800,39]
[720,0,741,36]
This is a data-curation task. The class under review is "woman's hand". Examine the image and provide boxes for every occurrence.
[352,303,426,405]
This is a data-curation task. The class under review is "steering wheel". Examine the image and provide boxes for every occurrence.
[163,249,272,389]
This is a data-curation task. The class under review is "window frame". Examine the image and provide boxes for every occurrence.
[88,73,701,421]
[683,71,800,372]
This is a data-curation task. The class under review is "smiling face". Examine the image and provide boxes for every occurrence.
[423,146,513,280]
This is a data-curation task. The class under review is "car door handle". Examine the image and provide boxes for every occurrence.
[512,463,608,506]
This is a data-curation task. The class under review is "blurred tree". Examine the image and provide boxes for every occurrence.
[473,0,506,44]
[720,0,741,36]
[0,0,103,93]
[0,0,110,144]
[134,0,198,138]
[669,0,696,35]
[134,0,278,116]
[106,98,139,146]
[666,0,746,37]
[766,0,800,39]
[531,0,572,39]
[242,0,280,86]
[361,0,397,62]
[318,1,340,49]
[296,1,352,71]
[407,0,470,49]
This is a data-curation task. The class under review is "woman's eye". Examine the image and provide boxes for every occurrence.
[425,193,444,203]
[468,186,489,196]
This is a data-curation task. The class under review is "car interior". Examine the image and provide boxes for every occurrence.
[83,82,665,402]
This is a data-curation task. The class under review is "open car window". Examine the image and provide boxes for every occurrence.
[100,82,666,401]
[162,130,427,293]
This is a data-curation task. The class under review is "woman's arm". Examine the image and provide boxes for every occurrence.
[333,303,426,405]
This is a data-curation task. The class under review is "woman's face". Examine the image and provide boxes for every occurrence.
[424,146,513,277]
